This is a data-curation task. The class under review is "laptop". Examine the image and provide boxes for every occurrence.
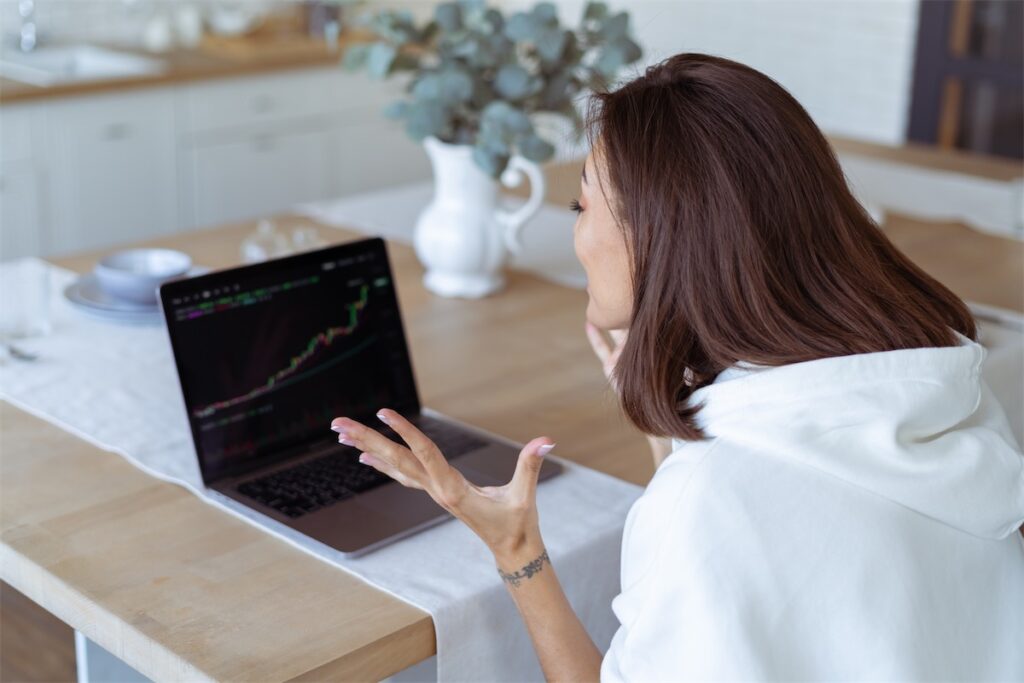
[158,237,563,557]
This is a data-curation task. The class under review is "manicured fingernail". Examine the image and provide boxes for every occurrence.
[376,411,390,424]
[359,453,373,465]
[339,436,355,446]
[331,425,345,433]
[537,444,556,457]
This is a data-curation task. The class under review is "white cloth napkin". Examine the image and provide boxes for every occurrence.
[0,257,643,682]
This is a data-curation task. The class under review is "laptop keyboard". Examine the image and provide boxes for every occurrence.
[235,416,488,519]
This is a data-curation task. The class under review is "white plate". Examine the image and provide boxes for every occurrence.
[64,267,209,324]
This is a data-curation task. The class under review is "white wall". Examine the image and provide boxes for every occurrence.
[504,0,922,146]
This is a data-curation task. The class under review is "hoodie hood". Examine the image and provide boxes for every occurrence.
[683,334,1024,540]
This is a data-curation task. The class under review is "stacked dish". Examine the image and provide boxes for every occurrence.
[64,249,207,324]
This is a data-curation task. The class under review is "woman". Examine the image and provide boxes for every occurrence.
[331,53,1024,680]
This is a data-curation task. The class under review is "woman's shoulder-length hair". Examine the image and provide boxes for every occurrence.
[585,52,977,442]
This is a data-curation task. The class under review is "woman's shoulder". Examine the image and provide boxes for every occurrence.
[626,434,835,570]
[618,438,722,588]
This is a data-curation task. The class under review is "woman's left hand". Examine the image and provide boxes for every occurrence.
[330,409,555,559]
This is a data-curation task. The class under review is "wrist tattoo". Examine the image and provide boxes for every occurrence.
[497,548,550,588]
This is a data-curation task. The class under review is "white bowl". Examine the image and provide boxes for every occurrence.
[93,249,192,305]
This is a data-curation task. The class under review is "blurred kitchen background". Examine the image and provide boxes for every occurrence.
[0,0,1020,263]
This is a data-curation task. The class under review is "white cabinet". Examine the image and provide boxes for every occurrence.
[0,103,46,260]
[180,68,336,135]
[177,66,429,227]
[177,68,344,228]
[0,164,45,260]
[0,64,432,260]
[46,89,179,256]
[185,126,335,227]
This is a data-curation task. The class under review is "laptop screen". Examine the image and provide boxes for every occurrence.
[159,238,420,485]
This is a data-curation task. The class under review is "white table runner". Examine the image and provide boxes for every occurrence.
[0,257,643,682]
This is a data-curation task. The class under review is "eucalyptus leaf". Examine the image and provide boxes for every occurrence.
[584,1,608,22]
[366,42,398,78]
[482,100,533,134]
[346,0,643,177]
[615,37,642,63]
[599,11,629,41]
[413,69,474,104]
[434,2,462,32]
[342,43,370,71]
[541,69,572,109]
[535,27,568,63]
[532,2,558,25]
[369,14,415,44]
[472,145,509,178]
[478,121,511,154]
[482,8,504,32]
[594,40,639,78]
[504,12,539,42]
[406,101,452,140]
[517,133,555,162]
[495,63,540,100]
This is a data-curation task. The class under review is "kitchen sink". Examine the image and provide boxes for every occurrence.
[0,44,166,86]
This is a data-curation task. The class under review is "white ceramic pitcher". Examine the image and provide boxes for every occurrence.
[413,136,547,298]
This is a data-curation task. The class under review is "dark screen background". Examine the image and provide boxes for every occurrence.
[164,245,418,482]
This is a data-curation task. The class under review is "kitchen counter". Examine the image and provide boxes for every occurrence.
[0,32,372,105]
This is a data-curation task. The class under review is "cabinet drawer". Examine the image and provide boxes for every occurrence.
[186,126,334,227]
[47,89,179,252]
[181,70,334,134]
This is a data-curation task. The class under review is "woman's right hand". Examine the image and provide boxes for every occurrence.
[585,321,628,394]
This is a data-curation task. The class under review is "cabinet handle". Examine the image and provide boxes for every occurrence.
[102,123,131,140]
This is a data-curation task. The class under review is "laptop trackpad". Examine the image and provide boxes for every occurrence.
[450,452,509,487]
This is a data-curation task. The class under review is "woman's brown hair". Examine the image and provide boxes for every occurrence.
[585,53,978,441]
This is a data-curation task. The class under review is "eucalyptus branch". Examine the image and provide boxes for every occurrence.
[342,0,642,178]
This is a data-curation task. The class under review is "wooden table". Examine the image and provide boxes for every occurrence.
[4,166,1023,680]
[1,217,649,681]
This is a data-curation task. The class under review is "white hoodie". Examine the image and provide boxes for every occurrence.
[601,334,1024,681]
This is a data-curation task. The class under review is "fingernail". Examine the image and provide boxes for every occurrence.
[331,425,345,434]
[359,453,373,465]
[537,443,556,457]
[376,411,390,424]
[339,436,355,446]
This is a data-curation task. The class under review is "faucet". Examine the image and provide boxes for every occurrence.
[18,0,37,51]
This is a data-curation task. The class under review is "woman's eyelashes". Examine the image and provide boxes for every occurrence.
[569,197,583,214]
